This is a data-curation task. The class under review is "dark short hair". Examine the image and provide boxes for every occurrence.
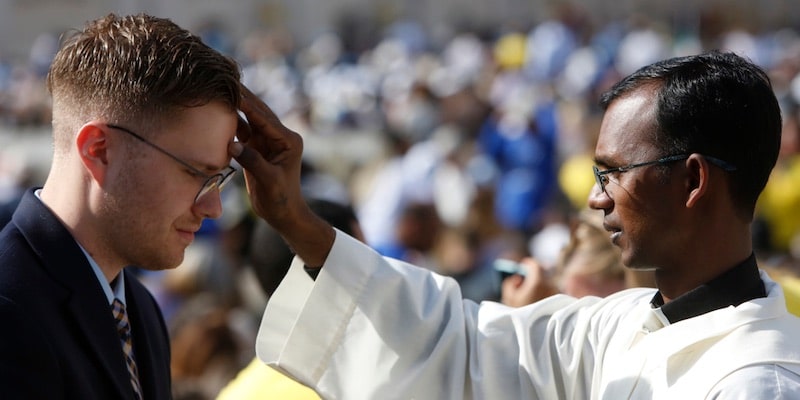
[600,51,781,219]
[47,13,241,131]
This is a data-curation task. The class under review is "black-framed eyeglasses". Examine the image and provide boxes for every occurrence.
[593,153,737,195]
[107,124,237,204]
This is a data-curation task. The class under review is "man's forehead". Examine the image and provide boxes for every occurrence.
[595,90,659,161]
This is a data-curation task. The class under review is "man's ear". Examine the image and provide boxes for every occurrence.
[75,123,110,185]
[685,153,709,208]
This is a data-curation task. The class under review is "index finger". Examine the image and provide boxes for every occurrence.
[239,84,284,137]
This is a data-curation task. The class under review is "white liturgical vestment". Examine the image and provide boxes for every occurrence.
[256,231,800,399]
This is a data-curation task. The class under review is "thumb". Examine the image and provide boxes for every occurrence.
[501,273,523,289]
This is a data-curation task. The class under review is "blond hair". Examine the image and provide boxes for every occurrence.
[556,210,656,293]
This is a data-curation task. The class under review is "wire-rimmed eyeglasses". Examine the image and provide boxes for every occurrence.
[593,153,737,195]
[107,124,237,204]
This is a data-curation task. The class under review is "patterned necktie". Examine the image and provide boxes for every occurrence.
[112,298,143,400]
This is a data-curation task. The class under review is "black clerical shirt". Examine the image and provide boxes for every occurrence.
[650,253,766,324]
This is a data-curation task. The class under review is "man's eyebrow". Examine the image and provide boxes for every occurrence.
[184,158,229,174]
[593,156,611,166]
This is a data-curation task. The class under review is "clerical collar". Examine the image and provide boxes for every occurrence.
[650,253,765,324]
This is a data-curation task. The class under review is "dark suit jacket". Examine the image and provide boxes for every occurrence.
[0,189,172,399]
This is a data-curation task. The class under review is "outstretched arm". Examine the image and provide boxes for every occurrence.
[230,85,335,268]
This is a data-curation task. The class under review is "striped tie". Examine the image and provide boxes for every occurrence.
[112,298,143,400]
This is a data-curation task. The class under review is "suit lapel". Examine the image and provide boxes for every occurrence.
[12,190,136,399]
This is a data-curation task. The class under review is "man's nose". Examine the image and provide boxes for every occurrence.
[193,190,224,220]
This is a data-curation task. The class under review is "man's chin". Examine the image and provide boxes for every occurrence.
[132,255,184,272]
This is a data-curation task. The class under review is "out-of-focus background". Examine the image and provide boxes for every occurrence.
[3,1,800,399]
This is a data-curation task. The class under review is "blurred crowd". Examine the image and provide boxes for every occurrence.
[3,4,800,399]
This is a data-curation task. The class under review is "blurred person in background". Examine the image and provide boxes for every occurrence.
[0,151,38,227]
[757,100,800,259]
[501,209,656,307]
[169,293,252,400]
[755,98,800,317]
[0,13,241,399]
[557,211,656,297]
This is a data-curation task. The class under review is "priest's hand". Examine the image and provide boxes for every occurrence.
[231,85,334,268]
